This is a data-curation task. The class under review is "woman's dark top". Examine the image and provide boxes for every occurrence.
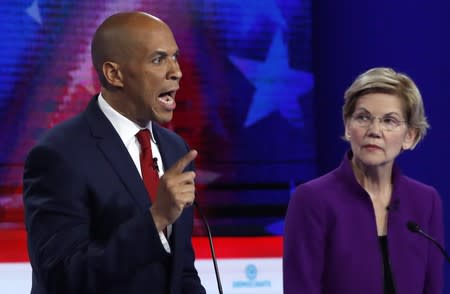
[379,236,396,294]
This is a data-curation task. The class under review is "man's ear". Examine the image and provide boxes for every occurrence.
[402,127,418,150]
[102,61,124,87]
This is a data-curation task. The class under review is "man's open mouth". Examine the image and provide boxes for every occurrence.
[158,90,176,110]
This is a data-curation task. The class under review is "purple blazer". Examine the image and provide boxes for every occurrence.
[283,152,444,294]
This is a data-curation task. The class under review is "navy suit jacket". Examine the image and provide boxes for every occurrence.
[23,96,205,294]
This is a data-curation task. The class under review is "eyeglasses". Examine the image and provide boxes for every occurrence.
[351,113,407,131]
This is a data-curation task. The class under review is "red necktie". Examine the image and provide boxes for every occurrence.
[136,129,159,202]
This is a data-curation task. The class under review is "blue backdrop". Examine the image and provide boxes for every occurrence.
[314,0,450,291]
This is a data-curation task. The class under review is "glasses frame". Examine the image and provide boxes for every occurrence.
[350,113,408,132]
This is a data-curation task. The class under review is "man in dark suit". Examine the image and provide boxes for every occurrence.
[23,12,206,294]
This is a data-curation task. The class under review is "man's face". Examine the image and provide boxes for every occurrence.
[119,23,182,126]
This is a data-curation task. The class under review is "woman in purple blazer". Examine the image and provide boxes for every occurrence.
[284,67,444,294]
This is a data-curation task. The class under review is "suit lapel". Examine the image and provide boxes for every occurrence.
[84,96,151,211]
[152,124,186,256]
[151,123,178,173]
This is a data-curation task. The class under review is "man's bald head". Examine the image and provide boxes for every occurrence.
[91,12,171,88]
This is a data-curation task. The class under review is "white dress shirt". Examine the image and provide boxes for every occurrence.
[98,93,171,253]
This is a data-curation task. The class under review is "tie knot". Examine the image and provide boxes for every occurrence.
[136,129,152,149]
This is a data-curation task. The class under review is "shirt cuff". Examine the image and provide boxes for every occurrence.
[159,230,171,254]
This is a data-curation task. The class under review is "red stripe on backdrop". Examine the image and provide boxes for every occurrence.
[0,229,283,262]
[193,236,283,259]
[0,229,29,262]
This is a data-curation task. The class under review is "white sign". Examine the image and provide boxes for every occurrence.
[196,258,282,293]
[0,258,283,294]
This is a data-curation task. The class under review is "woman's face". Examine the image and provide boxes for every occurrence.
[345,93,417,168]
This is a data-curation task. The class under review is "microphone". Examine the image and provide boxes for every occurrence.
[194,201,223,294]
[406,221,450,263]
[386,199,400,211]
[152,157,160,173]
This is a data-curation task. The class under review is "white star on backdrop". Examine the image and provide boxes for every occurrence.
[66,59,97,99]
[25,0,42,24]
[229,30,314,128]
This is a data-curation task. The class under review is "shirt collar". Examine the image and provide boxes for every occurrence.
[97,93,154,144]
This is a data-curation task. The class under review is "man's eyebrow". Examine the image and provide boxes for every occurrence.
[153,50,168,57]
[152,49,180,56]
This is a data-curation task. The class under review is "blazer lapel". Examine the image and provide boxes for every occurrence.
[84,96,151,211]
